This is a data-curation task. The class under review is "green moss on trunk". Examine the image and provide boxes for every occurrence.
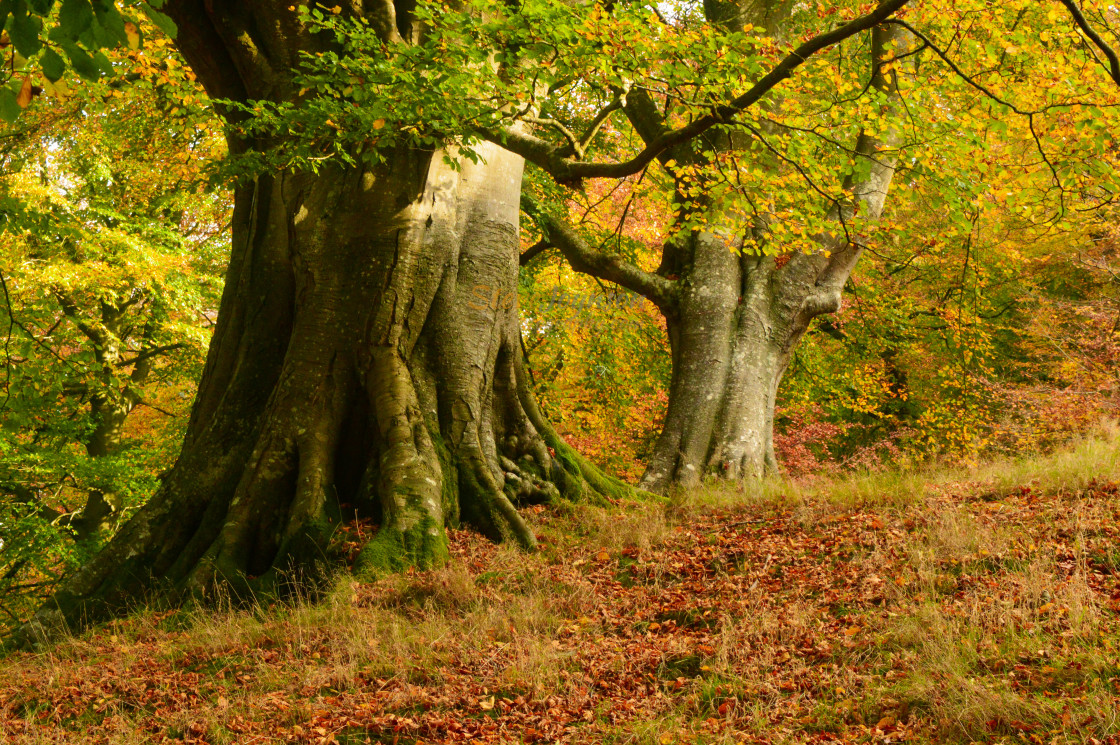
[354,515,450,578]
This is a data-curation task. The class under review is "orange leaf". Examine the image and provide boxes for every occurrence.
[16,75,33,108]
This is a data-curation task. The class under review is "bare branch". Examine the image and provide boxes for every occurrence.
[521,115,582,156]
[578,93,624,155]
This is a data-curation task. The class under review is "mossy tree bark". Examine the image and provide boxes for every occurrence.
[18,1,623,642]
[541,6,912,491]
[53,293,174,542]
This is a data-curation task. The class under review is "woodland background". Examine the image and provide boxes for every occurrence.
[1,5,1118,632]
[1,3,1120,743]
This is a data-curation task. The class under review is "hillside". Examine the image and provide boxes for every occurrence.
[3,431,1120,745]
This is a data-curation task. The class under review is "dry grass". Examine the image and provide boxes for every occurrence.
[2,428,1119,744]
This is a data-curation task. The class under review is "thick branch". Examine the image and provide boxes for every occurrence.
[540,215,676,308]
[488,0,911,183]
[1058,0,1120,86]
[520,239,552,266]
[53,290,108,347]
[1,481,64,525]
[118,343,186,370]
[618,87,672,148]
[783,24,913,318]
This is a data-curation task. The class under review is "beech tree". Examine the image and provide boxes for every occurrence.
[246,0,912,490]
[7,2,634,642]
[3,0,1110,643]
[538,6,915,489]
[432,0,1113,490]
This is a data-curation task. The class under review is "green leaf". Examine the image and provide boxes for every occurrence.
[60,41,99,79]
[139,2,177,37]
[91,0,127,45]
[9,4,44,58]
[93,49,113,75]
[39,47,65,81]
[0,87,21,123]
[58,0,93,37]
[0,0,15,36]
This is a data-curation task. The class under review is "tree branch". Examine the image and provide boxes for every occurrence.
[1,481,64,525]
[117,343,186,369]
[539,215,677,308]
[53,290,107,346]
[1058,0,1120,86]
[782,24,914,319]
[578,93,625,155]
[486,0,911,183]
[522,115,582,156]
[520,239,552,266]
[134,399,181,417]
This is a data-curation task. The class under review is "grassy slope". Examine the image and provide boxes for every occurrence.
[2,428,1120,744]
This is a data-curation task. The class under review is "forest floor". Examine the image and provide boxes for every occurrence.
[2,433,1120,745]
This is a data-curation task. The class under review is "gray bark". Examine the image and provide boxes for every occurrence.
[651,22,911,489]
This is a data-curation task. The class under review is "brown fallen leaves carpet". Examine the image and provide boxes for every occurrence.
[3,481,1120,744]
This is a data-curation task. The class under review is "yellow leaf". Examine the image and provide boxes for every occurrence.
[372,119,386,130]
[125,21,140,50]
[479,695,495,710]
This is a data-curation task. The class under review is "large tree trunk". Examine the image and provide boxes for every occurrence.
[641,236,785,488]
[18,3,622,642]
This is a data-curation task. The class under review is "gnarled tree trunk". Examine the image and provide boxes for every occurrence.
[18,2,622,642]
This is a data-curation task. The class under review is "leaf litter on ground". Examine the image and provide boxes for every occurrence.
[3,472,1120,745]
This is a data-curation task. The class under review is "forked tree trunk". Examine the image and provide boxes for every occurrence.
[644,236,787,487]
[641,25,908,490]
[546,22,911,492]
[18,4,623,642]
